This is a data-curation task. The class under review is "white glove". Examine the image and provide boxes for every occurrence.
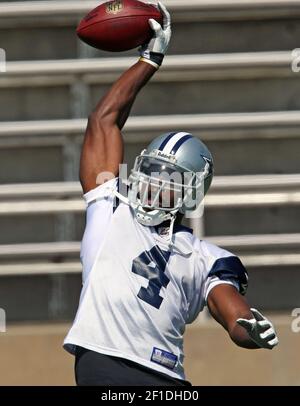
[237,308,279,349]
[139,1,171,69]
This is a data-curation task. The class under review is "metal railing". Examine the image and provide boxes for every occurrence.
[1,174,300,200]
[1,190,300,216]
[1,0,300,22]
[0,237,300,275]
[1,111,300,148]
[2,232,300,259]
[0,174,299,215]
[1,52,294,87]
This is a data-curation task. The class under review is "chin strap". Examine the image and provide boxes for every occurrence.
[167,212,191,256]
[112,188,129,206]
[167,213,176,251]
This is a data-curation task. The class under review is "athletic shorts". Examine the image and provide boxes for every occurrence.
[74,346,192,386]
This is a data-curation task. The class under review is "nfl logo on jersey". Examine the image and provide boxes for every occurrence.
[151,347,178,370]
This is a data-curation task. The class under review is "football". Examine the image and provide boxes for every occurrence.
[77,0,163,52]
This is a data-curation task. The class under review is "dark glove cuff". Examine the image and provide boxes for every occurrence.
[139,49,165,69]
[147,51,164,67]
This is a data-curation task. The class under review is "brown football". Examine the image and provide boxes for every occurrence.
[77,0,163,52]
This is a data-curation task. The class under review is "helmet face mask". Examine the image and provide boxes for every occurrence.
[127,134,213,227]
[130,154,185,212]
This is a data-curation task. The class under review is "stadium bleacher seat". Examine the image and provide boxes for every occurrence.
[0,0,300,320]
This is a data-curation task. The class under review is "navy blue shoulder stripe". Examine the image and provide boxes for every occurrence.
[158,132,177,151]
[113,177,122,213]
[171,134,193,155]
[208,256,248,295]
[113,177,129,214]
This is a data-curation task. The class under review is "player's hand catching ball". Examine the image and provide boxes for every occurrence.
[237,308,279,349]
[139,1,171,69]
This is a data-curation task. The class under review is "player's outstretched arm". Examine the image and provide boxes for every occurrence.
[207,284,279,350]
[80,2,171,194]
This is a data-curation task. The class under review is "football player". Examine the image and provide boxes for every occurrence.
[64,2,278,386]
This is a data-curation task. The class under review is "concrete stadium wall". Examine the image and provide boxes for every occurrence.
[0,314,298,386]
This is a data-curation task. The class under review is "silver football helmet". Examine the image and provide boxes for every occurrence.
[127,131,214,226]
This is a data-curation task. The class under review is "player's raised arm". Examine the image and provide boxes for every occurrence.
[207,284,279,350]
[79,62,156,194]
[79,2,171,193]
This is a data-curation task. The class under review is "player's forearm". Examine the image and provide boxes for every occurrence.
[228,322,261,349]
[91,60,157,130]
[208,285,261,349]
[227,308,261,349]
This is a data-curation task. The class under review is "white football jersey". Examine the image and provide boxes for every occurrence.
[64,178,248,380]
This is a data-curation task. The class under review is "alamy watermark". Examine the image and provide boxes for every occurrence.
[0,308,6,332]
[291,308,300,333]
[96,163,208,219]
[0,48,6,73]
[291,49,300,73]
